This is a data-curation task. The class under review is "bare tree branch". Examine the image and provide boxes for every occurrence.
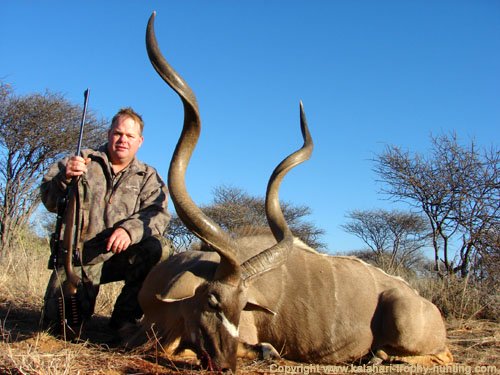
[374,133,499,278]
[0,82,107,255]
[343,209,429,274]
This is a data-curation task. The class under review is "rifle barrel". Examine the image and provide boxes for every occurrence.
[76,89,90,156]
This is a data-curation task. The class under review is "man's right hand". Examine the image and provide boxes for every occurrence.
[65,156,91,179]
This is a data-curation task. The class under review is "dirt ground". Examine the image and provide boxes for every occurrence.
[0,295,498,374]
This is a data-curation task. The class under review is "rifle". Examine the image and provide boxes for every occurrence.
[61,88,89,296]
[50,89,90,337]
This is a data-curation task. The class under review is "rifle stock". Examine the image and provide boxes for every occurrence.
[61,179,82,295]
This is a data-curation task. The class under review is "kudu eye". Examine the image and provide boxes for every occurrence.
[207,293,220,310]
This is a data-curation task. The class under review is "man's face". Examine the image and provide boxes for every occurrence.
[107,115,144,167]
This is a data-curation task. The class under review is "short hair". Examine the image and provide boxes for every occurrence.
[111,107,144,135]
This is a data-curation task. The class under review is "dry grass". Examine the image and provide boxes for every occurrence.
[0,234,498,374]
[414,274,499,322]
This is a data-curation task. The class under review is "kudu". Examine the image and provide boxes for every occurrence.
[137,12,453,372]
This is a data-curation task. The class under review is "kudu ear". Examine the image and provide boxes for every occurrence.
[244,290,277,316]
[156,271,205,302]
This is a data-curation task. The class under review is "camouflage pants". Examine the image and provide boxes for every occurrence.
[42,235,172,328]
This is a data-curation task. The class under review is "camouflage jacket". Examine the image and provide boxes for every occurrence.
[41,144,170,267]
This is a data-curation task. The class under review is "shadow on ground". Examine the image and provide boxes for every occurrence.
[0,298,116,346]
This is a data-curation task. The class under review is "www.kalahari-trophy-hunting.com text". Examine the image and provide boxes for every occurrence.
[268,363,498,374]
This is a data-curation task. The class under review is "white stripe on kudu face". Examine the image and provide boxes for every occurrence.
[218,311,239,338]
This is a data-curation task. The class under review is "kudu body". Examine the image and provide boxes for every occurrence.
[137,12,453,372]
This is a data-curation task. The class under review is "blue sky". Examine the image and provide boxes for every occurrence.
[2,1,499,253]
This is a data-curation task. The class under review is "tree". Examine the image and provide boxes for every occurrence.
[374,133,499,277]
[167,185,326,252]
[0,82,107,255]
[342,209,429,274]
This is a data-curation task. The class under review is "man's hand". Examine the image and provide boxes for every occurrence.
[65,155,91,179]
[106,227,132,254]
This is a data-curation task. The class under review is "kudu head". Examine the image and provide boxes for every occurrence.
[146,12,313,372]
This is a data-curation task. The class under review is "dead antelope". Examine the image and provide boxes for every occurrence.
[136,11,453,373]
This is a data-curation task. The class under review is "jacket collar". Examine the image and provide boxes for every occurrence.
[94,143,148,175]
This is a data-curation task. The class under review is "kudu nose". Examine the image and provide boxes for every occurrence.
[200,351,236,374]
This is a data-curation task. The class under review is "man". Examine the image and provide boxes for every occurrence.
[41,107,171,332]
